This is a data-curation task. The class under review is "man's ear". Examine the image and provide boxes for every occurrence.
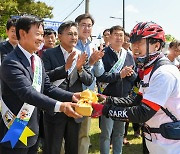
[19,29,26,40]
[155,42,161,51]
[58,34,62,42]
[6,29,9,35]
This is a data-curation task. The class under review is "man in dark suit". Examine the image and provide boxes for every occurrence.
[0,18,18,104]
[0,18,18,61]
[0,15,82,154]
[42,21,94,154]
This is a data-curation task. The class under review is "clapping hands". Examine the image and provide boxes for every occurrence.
[89,45,104,66]
[76,52,88,71]
[120,65,134,78]
[65,51,76,71]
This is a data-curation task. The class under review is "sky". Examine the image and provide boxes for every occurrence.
[36,0,180,40]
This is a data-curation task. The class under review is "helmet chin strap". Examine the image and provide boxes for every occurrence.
[145,38,150,64]
[136,38,160,69]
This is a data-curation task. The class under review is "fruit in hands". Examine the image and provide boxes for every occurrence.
[75,89,98,116]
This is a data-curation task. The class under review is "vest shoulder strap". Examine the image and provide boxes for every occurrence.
[149,58,172,81]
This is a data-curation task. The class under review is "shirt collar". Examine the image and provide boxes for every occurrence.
[60,45,71,62]
[77,39,91,47]
[18,44,33,65]
[110,46,121,53]
[110,46,122,59]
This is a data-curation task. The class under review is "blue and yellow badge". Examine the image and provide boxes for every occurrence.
[1,107,35,148]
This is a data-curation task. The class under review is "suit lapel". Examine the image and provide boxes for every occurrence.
[69,67,78,87]
[15,46,34,81]
[55,46,66,65]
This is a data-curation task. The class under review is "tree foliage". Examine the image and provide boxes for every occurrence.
[165,34,176,42]
[0,0,53,39]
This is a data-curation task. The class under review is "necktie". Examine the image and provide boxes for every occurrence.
[30,55,35,72]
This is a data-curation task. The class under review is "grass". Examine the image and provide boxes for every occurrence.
[89,118,143,154]
[38,118,142,154]
[0,104,142,154]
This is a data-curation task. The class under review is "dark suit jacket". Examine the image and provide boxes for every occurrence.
[42,45,94,92]
[0,41,14,62]
[42,45,94,123]
[0,41,14,97]
[0,46,73,148]
[97,46,137,97]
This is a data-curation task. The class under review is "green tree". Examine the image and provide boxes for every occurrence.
[0,0,18,39]
[165,34,176,42]
[0,0,53,39]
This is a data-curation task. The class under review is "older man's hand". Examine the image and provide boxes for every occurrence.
[72,92,81,103]
[60,102,82,119]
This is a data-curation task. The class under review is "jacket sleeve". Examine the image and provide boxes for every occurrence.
[0,58,73,114]
[92,59,105,77]
[126,70,138,83]
[97,72,121,83]
[106,93,142,107]
[42,50,68,82]
[103,95,160,123]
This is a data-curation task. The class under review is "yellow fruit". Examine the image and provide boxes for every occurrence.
[80,89,92,99]
[91,91,98,103]
[80,89,98,103]
[75,89,98,116]
[75,103,93,116]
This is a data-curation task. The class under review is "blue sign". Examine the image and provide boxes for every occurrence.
[10,15,62,32]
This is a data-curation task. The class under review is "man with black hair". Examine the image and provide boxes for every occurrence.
[42,21,93,154]
[0,15,82,154]
[75,13,104,154]
[102,29,110,48]
[37,28,57,58]
[94,22,180,154]
[0,18,18,61]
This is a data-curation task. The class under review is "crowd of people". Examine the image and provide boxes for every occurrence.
[0,13,180,154]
